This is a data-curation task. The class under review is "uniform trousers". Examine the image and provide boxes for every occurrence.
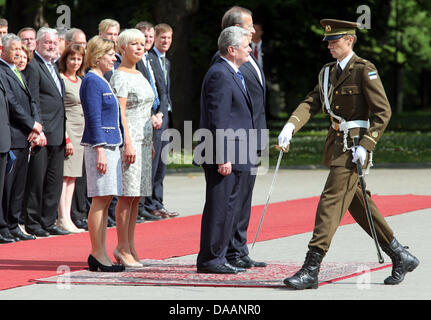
[309,165,394,254]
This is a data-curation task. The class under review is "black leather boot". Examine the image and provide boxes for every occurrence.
[380,237,419,285]
[283,247,324,290]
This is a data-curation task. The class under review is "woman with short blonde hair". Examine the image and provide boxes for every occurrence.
[110,29,155,268]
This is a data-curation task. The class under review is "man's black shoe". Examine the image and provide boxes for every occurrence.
[242,255,267,267]
[10,228,36,241]
[46,225,70,236]
[26,228,50,237]
[73,218,88,231]
[0,230,15,243]
[228,257,253,269]
[197,263,246,274]
[139,210,162,221]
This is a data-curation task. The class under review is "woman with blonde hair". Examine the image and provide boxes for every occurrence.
[110,29,155,267]
[80,36,124,272]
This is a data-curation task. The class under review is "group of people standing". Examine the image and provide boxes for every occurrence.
[0,18,179,271]
[195,7,419,289]
[0,6,420,289]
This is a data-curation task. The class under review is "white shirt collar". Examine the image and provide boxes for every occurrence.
[0,58,15,71]
[220,56,239,73]
[338,51,354,70]
[35,50,54,66]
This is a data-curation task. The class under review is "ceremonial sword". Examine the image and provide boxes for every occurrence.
[353,136,384,264]
[251,145,288,250]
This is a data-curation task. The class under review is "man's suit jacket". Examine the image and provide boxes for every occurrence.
[211,52,267,152]
[240,54,267,136]
[136,58,151,82]
[22,52,65,146]
[0,74,11,153]
[0,61,40,148]
[195,57,255,171]
[147,48,172,118]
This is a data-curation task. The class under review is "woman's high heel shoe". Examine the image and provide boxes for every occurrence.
[87,254,125,272]
[113,248,143,268]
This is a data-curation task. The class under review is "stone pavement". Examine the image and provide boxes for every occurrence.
[0,168,429,304]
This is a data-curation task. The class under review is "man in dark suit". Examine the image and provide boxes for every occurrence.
[143,23,179,219]
[22,27,69,237]
[215,6,268,269]
[194,26,256,274]
[0,34,43,241]
[135,21,164,221]
[0,72,13,243]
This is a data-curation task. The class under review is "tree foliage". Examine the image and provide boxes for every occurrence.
[2,0,431,127]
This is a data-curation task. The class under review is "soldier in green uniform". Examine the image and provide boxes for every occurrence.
[278,19,419,290]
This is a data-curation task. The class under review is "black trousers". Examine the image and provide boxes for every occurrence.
[0,153,7,233]
[2,148,29,231]
[23,145,64,231]
[143,112,169,212]
[197,168,248,268]
[226,171,256,260]
[70,163,90,221]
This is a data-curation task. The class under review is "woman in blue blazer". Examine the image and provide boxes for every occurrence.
[80,36,124,272]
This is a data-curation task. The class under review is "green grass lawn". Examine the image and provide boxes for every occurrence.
[166,111,431,169]
[268,130,431,167]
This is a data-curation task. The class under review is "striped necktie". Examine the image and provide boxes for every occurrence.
[47,62,62,95]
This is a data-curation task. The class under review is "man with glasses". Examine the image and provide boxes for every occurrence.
[18,27,37,53]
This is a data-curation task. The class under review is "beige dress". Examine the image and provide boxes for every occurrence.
[110,69,155,197]
[61,73,84,177]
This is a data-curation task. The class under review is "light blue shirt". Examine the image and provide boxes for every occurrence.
[337,51,355,71]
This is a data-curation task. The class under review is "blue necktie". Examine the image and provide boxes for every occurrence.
[236,70,247,92]
[145,55,160,112]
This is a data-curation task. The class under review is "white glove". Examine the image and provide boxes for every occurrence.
[278,122,295,149]
[352,145,367,166]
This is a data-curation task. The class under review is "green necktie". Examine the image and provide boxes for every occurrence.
[161,56,167,84]
[14,66,25,88]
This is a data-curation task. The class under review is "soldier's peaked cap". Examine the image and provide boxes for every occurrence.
[320,19,358,41]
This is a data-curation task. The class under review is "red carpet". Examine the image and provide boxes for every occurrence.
[0,194,430,291]
[35,259,392,288]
